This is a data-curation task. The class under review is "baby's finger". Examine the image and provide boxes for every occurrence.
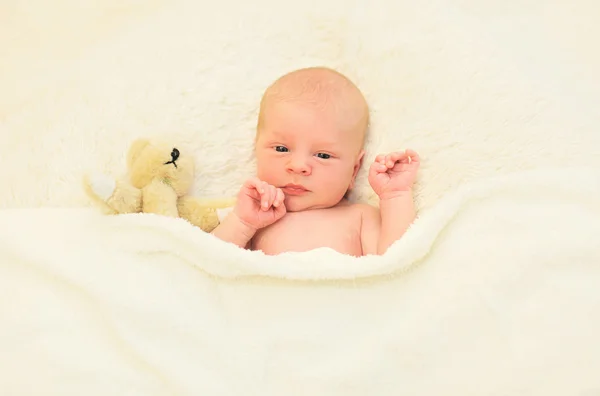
[375,154,386,164]
[259,183,271,211]
[369,161,387,177]
[273,195,287,217]
[385,151,406,167]
[241,177,263,200]
[273,190,286,216]
[260,184,277,211]
[266,185,277,209]
[273,188,285,207]
[243,177,260,190]
[260,180,270,194]
[405,149,420,163]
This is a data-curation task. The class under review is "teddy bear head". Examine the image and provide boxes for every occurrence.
[126,138,195,196]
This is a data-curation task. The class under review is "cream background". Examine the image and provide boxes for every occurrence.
[1,0,598,210]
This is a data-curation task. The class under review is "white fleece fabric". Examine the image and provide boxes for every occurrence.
[1,168,600,395]
[1,0,600,394]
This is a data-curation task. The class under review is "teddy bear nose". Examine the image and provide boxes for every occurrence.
[171,148,180,161]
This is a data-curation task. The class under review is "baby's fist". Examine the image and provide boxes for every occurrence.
[368,149,420,199]
[234,178,286,231]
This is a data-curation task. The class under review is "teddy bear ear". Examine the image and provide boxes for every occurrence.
[126,138,150,169]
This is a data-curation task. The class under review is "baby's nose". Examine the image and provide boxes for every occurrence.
[287,158,311,175]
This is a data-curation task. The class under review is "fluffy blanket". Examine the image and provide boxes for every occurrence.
[1,167,599,394]
[2,0,600,393]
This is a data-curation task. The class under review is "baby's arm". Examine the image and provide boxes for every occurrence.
[211,213,256,249]
[359,204,381,255]
[359,193,415,255]
[363,150,420,255]
[377,192,416,254]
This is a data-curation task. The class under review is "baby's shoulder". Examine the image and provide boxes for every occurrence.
[346,202,380,219]
[330,200,380,226]
[346,203,381,251]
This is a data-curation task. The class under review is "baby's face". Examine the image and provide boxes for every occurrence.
[255,101,364,212]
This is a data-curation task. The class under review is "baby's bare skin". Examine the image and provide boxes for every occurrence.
[251,201,367,256]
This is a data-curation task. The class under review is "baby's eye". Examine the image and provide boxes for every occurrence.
[275,146,288,152]
[316,153,331,159]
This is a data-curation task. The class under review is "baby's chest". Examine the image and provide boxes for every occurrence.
[253,211,361,255]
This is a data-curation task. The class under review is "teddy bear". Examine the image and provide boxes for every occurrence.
[83,137,235,232]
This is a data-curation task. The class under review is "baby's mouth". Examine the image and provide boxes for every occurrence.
[282,184,309,195]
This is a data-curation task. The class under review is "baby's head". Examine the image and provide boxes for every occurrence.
[254,67,369,212]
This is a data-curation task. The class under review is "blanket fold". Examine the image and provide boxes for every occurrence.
[95,166,600,279]
[1,167,599,395]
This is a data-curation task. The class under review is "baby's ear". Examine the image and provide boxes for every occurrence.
[126,138,150,169]
[353,149,365,173]
[350,149,365,189]
[357,149,365,163]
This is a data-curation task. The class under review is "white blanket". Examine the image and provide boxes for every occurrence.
[2,167,600,394]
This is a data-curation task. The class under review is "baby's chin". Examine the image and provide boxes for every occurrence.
[283,195,341,212]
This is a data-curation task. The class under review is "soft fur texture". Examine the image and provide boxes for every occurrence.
[1,0,599,210]
[1,0,600,393]
[83,137,235,232]
[1,168,600,394]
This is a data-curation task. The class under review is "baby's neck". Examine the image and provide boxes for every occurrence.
[290,198,352,214]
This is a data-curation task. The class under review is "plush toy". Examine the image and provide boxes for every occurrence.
[83,138,235,232]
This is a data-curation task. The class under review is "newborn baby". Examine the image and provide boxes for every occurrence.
[212,67,420,256]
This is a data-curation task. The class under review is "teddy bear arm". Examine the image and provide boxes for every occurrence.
[142,179,179,217]
[177,196,235,232]
[84,173,142,214]
[109,180,143,213]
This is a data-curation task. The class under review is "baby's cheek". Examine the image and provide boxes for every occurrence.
[255,155,269,174]
[323,174,351,200]
[256,163,278,184]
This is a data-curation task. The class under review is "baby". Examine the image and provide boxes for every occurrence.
[211,67,420,256]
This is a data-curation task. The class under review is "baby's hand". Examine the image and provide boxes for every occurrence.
[368,149,420,200]
[233,177,286,231]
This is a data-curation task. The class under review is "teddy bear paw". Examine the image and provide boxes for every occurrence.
[88,172,116,201]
